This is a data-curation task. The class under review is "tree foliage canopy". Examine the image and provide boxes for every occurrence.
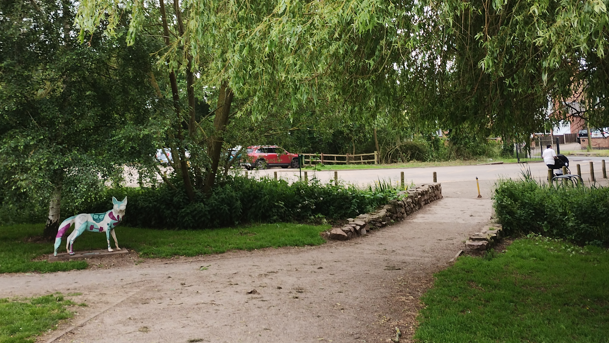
[0,0,158,225]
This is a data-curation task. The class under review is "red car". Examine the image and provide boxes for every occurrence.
[242,145,300,169]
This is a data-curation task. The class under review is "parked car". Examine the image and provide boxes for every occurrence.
[590,128,609,138]
[155,148,190,164]
[242,145,299,169]
[156,148,172,163]
[578,128,609,143]
[577,129,588,143]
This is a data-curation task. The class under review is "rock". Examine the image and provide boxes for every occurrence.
[329,228,348,241]
[341,226,354,234]
[466,240,488,250]
[353,220,366,226]
[469,233,489,241]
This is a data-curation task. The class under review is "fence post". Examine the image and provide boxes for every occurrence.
[334,171,338,186]
[603,160,607,179]
[374,151,378,164]
[401,171,405,190]
[321,153,324,164]
[245,171,248,178]
[590,162,596,182]
[577,164,581,178]
[433,171,437,183]
[274,171,277,180]
[304,171,308,183]
[562,166,567,184]
[548,169,553,185]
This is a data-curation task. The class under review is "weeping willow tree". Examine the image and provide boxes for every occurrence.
[77,0,407,196]
[401,0,609,143]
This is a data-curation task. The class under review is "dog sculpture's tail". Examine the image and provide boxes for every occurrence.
[53,216,75,256]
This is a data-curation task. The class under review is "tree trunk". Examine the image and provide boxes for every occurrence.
[172,0,203,190]
[587,122,592,151]
[172,0,196,137]
[203,82,233,194]
[160,0,195,201]
[43,182,62,241]
[374,127,380,163]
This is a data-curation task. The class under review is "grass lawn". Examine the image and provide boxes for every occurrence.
[562,149,609,157]
[300,158,543,171]
[0,293,76,343]
[415,236,609,343]
[0,222,330,274]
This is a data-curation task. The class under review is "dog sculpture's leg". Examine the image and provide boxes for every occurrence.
[111,229,121,251]
[66,221,87,255]
[106,229,113,252]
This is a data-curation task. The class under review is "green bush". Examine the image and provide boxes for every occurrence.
[494,179,609,246]
[396,141,429,162]
[69,176,399,230]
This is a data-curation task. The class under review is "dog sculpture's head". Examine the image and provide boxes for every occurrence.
[112,196,128,217]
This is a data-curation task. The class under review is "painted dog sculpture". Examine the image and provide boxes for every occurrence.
[53,197,127,256]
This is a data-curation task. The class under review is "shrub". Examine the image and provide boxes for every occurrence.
[70,176,400,230]
[494,179,609,246]
[397,141,429,162]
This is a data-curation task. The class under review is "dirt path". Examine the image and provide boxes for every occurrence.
[0,181,493,343]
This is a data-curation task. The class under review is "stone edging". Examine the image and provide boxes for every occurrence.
[325,183,443,240]
[465,224,504,253]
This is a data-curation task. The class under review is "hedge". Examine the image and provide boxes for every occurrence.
[494,179,609,246]
[67,176,399,230]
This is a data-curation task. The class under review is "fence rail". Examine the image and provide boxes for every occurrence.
[300,152,378,166]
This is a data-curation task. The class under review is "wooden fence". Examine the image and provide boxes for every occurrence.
[300,152,378,166]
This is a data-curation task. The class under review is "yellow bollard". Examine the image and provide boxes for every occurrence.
[476,177,482,198]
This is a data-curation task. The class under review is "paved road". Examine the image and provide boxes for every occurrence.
[122,152,608,188]
[249,157,608,188]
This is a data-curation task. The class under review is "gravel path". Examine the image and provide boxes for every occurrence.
[0,181,493,343]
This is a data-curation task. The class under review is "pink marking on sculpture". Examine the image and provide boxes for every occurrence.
[56,223,72,238]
